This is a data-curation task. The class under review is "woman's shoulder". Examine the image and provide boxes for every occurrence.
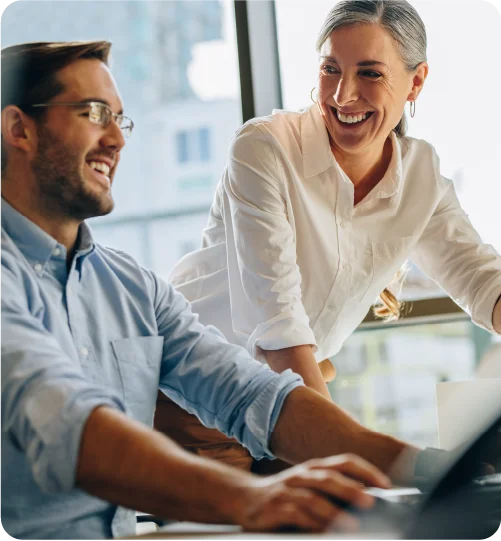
[398,134,448,192]
[399,134,439,161]
[232,108,304,144]
[399,134,441,172]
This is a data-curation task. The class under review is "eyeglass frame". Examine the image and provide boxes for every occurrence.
[29,100,134,138]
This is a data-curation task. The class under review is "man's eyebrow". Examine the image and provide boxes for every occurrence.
[320,56,388,68]
[80,98,124,115]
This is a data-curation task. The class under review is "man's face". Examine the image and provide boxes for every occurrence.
[30,59,126,221]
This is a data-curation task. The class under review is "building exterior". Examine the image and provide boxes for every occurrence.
[2,0,241,274]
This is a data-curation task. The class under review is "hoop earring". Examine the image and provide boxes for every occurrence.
[310,87,318,104]
[409,100,416,118]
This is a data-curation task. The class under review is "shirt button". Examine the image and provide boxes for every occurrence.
[80,347,89,358]
[53,247,62,256]
[340,221,348,229]
[33,263,43,272]
[343,264,352,272]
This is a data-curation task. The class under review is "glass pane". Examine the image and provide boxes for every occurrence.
[274,0,501,301]
[2,0,242,277]
[328,320,496,447]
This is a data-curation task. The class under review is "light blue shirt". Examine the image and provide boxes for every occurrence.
[1,199,303,539]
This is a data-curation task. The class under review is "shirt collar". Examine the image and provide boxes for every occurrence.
[365,131,403,200]
[300,105,403,199]
[1,198,96,272]
[300,104,334,179]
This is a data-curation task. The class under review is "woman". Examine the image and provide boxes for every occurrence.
[155,0,501,469]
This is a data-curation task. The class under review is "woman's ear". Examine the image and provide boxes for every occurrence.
[407,62,429,101]
[1,105,38,157]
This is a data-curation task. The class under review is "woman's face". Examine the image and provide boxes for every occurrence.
[317,23,427,156]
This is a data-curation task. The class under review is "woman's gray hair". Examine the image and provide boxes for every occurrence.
[316,0,427,137]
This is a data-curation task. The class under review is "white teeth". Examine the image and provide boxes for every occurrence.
[337,111,370,124]
[89,161,110,177]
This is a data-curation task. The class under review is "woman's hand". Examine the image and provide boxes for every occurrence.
[232,454,391,533]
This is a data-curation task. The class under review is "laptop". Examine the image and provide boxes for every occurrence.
[329,410,501,539]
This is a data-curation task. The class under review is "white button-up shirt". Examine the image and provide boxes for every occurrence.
[170,105,501,362]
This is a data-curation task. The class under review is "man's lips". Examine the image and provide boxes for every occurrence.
[85,162,111,188]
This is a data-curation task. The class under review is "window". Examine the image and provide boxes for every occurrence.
[176,131,189,163]
[328,319,496,447]
[176,127,212,163]
[1,0,241,276]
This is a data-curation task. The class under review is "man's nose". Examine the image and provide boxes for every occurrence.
[101,118,126,152]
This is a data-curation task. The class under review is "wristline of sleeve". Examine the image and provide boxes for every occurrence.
[246,312,318,363]
[414,447,451,481]
[243,368,304,459]
[470,279,501,333]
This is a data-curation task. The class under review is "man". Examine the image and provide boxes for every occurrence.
[1,41,422,539]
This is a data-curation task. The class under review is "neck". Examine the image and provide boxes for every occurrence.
[331,136,393,188]
[2,175,81,257]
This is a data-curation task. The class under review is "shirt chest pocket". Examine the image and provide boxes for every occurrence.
[111,336,164,426]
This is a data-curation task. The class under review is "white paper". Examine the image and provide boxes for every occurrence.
[436,379,501,450]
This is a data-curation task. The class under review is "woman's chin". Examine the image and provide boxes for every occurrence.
[330,130,374,154]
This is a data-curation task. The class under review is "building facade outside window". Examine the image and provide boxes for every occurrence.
[176,127,212,163]
[2,0,241,277]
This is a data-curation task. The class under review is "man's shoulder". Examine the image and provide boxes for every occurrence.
[91,242,166,297]
[1,228,38,309]
[93,242,142,268]
[2,228,26,275]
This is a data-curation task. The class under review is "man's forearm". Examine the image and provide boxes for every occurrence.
[270,387,421,483]
[77,406,253,524]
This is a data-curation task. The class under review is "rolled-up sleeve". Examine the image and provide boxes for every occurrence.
[411,179,501,333]
[223,123,317,360]
[151,272,304,459]
[1,264,125,494]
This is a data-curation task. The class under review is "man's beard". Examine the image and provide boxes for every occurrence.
[30,124,114,221]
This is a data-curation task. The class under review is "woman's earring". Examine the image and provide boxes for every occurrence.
[310,87,318,104]
[409,100,416,118]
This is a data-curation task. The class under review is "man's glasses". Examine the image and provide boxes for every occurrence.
[30,101,134,138]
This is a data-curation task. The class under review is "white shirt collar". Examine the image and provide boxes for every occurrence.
[299,104,403,200]
[300,104,333,179]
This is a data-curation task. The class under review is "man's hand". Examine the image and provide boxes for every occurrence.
[232,454,392,533]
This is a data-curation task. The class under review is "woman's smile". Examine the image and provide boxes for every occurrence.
[330,106,375,128]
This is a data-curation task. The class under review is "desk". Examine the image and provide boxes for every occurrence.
[129,521,397,539]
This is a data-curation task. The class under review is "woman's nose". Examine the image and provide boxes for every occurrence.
[333,76,359,107]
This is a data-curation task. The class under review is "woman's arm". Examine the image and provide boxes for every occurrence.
[493,295,501,333]
[264,345,331,400]
[411,181,501,334]
[223,124,318,360]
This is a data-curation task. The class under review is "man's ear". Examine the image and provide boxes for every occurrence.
[407,62,429,102]
[1,105,38,157]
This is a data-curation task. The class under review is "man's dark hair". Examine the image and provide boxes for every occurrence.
[1,40,112,172]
